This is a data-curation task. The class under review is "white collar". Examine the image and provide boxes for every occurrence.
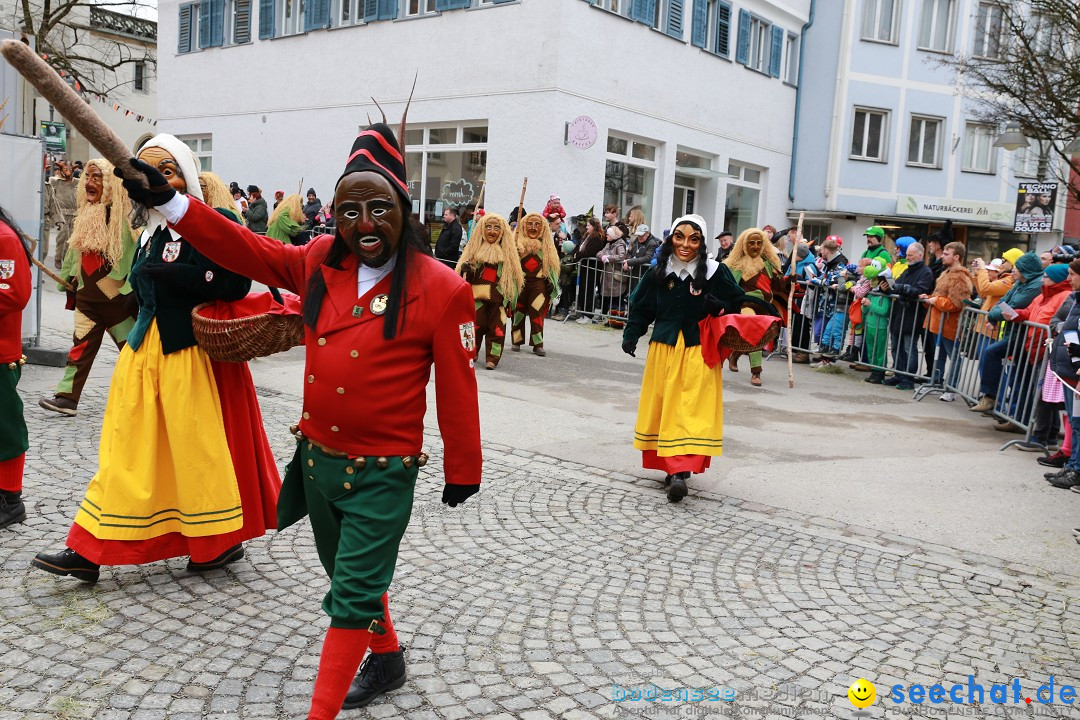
[666,256,720,280]
[357,254,396,297]
[140,224,181,248]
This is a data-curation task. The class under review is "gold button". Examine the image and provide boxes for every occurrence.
[318,337,327,346]
[308,475,314,480]
[307,443,313,451]
[307,375,314,383]
[336,387,345,395]
[343,482,352,490]
[331,425,339,432]
[350,350,359,358]
[303,411,310,420]
[345,466,354,475]
[307,459,314,467]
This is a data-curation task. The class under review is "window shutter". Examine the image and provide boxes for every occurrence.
[198,1,212,48]
[735,8,750,64]
[363,0,378,20]
[629,0,648,24]
[769,24,783,77]
[690,0,705,47]
[178,3,193,52]
[665,0,684,38]
[716,2,731,54]
[210,0,225,45]
[258,0,275,38]
[234,0,251,42]
[435,0,470,10]
[377,0,397,19]
[304,0,330,30]
[491,0,515,4]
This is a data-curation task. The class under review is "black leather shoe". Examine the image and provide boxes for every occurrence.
[881,376,901,386]
[186,544,244,572]
[342,646,407,709]
[1037,451,1067,468]
[0,490,25,529]
[31,548,100,583]
[666,473,689,503]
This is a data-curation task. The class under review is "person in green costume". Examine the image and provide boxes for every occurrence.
[266,192,306,244]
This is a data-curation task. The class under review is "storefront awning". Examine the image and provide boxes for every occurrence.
[675,166,732,180]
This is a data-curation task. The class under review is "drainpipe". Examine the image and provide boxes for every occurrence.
[788,0,816,203]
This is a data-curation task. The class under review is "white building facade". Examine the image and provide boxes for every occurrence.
[158,0,809,239]
[790,0,1065,260]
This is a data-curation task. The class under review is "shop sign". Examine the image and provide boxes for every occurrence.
[895,194,1013,226]
[441,178,475,208]
[1013,182,1057,233]
[567,116,598,150]
[40,121,66,153]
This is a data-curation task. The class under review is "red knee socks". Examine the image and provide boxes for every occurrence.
[368,592,400,653]
[0,453,24,493]
[307,627,372,720]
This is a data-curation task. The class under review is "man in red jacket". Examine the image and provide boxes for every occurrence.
[117,122,482,720]
[0,206,32,529]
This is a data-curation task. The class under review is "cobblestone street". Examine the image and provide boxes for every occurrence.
[2,308,1079,720]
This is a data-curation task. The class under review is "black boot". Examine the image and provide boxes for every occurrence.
[864,372,885,385]
[186,544,245,572]
[342,646,407,710]
[31,548,100,583]
[0,490,25,529]
[666,472,689,503]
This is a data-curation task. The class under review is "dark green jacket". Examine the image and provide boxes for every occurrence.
[622,261,749,349]
[128,213,251,355]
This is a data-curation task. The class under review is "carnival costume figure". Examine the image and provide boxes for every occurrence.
[45,162,77,268]
[723,227,788,386]
[456,212,523,370]
[0,207,32,529]
[511,212,560,357]
[39,159,137,417]
[116,120,482,720]
[32,134,280,583]
[622,215,764,502]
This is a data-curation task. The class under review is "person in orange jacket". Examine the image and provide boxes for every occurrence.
[0,206,32,529]
[116,121,482,720]
[920,242,974,397]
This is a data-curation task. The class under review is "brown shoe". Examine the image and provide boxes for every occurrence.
[511,345,521,352]
[792,352,811,364]
[848,363,870,371]
[970,396,994,413]
[992,420,1023,434]
[750,368,762,387]
[533,346,546,357]
[39,395,78,417]
[484,361,496,370]
[728,355,739,372]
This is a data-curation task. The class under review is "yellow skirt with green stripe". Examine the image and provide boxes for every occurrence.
[73,320,243,541]
[633,333,724,457]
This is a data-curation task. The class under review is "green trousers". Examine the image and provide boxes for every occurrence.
[282,442,418,630]
[0,363,28,462]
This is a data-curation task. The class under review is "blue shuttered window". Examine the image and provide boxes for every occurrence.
[377,0,397,19]
[178,3,195,52]
[735,8,750,64]
[198,1,212,47]
[768,25,784,77]
[666,0,684,38]
[435,0,470,10]
[258,0,275,38]
[304,0,330,30]
[198,0,224,47]
[233,0,251,42]
[691,0,706,47]
[630,0,656,26]
[715,1,731,55]
[363,0,378,20]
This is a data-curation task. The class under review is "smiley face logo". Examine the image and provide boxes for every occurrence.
[848,679,876,709]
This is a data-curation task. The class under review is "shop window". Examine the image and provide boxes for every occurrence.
[402,123,488,224]
[724,161,762,238]
[179,134,213,172]
[605,132,658,222]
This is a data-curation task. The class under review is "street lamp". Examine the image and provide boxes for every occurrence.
[993,121,1029,151]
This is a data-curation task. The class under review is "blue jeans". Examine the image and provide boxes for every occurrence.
[931,336,957,387]
[891,330,920,379]
[821,312,846,353]
[978,339,1009,398]
[1064,392,1080,471]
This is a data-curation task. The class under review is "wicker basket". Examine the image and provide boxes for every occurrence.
[192,293,305,363]
[717,320,781,354]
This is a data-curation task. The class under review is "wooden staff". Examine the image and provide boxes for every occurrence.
[787,211,805,389]
[471,181,487,216]
[20,232,74,291]
[516,177,528,224]
[297,177,304,196]
[1,40,142,184]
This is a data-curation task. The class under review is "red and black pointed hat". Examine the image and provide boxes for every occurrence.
[338,122,410,202]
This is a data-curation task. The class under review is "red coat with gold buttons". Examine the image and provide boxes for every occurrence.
[0,222,31,363]
[173,199,481,488]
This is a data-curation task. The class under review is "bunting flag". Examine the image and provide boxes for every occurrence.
[34,50,158,126]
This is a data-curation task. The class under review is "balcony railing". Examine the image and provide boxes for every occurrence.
[89,7,157,41]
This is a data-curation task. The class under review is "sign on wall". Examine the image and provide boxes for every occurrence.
[441,178,474,208]
[1013,182,1058,234]
[566,116,598,150]
[39,121,66,153]
[895,194,1013,226]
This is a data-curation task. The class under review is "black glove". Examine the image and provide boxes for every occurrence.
[442,483,479,508]
[622,338,637,357]
[122,291,140,317]
[114,157,176,208]
[1067,343,1080,359]
[702,294,725,317]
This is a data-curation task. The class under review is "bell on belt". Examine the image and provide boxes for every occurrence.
[375,456,389,469]
[353,457,367,469]
[417,452,429,467]
[401,456,413,469]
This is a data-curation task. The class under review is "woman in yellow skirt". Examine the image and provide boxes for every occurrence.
[622,214,759,502]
